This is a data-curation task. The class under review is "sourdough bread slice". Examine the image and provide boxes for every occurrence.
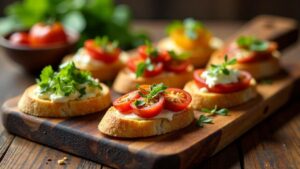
[18,83,111,117]
[184,81,257,109]
[112,68,193,94]
[98,106,194,138]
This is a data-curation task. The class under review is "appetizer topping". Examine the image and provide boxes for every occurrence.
[113,83,192,119]
[29,22,68,46]
[166,18,212,49]
[35,62,102,102]
[84,36,120,64]
[197,106,230,127]
[194,56,252,93]
[9,32,30,46]
[227,36,278,63]
[128,42,191,78]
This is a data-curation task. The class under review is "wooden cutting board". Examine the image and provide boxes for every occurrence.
[1,15,299,169]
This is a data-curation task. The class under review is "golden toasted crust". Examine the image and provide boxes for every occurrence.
[208,50,281,79]
[157,37,214,68]
[63,55,124,81]
[184,81,257,109]
[112,68,193,94]
[98,107,194,138]
[18,84,111,117]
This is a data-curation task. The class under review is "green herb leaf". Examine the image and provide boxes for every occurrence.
[183,18,203,40]
[216,108,229,116]
[135,58,155,78]
[197,115,213,127]
[145,41,159,58]
[147,83,167,100]
[236,36,269,52]
[134,99,145,107]
[201,105,229,116]
[207,55,237,76]
[168,50,190,60]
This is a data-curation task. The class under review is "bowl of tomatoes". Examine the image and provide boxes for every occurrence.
[0,22,79,73]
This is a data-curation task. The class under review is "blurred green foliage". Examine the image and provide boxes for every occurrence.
[0,0,148,49]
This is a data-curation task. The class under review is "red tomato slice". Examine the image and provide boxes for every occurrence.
[9,32,30,46]
[163,88,192,112]
[84,40,120,64]
[131,95,165,118]
[137,45,149,59]
[29,22,67,46]
[193,69,252,93]
[113,91,140,114]
[127,57,163,77]
[227,42,277,63]
[164,60,190,73]
[138,45,170,63]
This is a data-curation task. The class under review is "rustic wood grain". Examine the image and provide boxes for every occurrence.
[240,94,300,169]
[0,136,103,169]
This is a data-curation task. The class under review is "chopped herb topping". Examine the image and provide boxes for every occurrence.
[94,36,119,53]
[197,115,213,127]
[166,18,204,40]
[136,58,155,78]
[236,36,269,52]
[138,83,167,101]
[168,50,190,60]
[37,62,101,97]
[207,55,237,76]
[201,105,229,116]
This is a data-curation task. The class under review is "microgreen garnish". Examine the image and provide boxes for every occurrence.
[168,50,190,60]
[94,36,119,53]
[37,62,101,97]
[201,105,229,116]
[208,55,237,76]
[138,83,168,101]
[166,18,204,40]
[145,41,159,58]
[135,58,155,78]
[236,36,269,52]
[197,115,213,127]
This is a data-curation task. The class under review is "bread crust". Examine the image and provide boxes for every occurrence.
[183,81,257,109]
[112,68,193,94]
[157,37,214,68]
[18,84,111,117]
[98,107,194,138]
[63,55,124,81]
[208,49,281,79]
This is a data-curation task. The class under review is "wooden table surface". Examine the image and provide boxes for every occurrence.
[0,21,299,169]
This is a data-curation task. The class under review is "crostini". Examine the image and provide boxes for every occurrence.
[157,18,220,68]
[63,36,126,81]
[184,56,257,109]
[18,62,111,117]
[99,83,194,138]
[113,42,194,93]
[209,36,281,79]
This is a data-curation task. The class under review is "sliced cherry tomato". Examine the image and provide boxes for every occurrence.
[127,57,163,77]
[9,32,30,46]
[163,88,192,112]
[137,45,149,59]
[137,45,169,63]
[227,42,277,63]
[131,95,165,118]
[164,60,190,73]
[113,91,140,114]
[84,40,120,64]
[29,22,67,46]
[193,69,252,93]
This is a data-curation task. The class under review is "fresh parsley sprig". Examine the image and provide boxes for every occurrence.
[136,58,154,78]
[201,105,229,116]
[236,36,269,52]
[208,55,237,76]
[37,62,101,97]
[197,115,213,127]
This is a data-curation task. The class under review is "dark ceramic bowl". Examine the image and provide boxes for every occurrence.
[0,30,79,73]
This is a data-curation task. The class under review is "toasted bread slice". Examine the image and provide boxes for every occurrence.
[112,68,193,94]
[184,81,257,109]
[208,50,281,79]
[157,37,214,68]
[18,84,111,117]
[98,107,194,138]
[63,55,124,81]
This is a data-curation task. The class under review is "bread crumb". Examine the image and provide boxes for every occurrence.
[57,157,68,165]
